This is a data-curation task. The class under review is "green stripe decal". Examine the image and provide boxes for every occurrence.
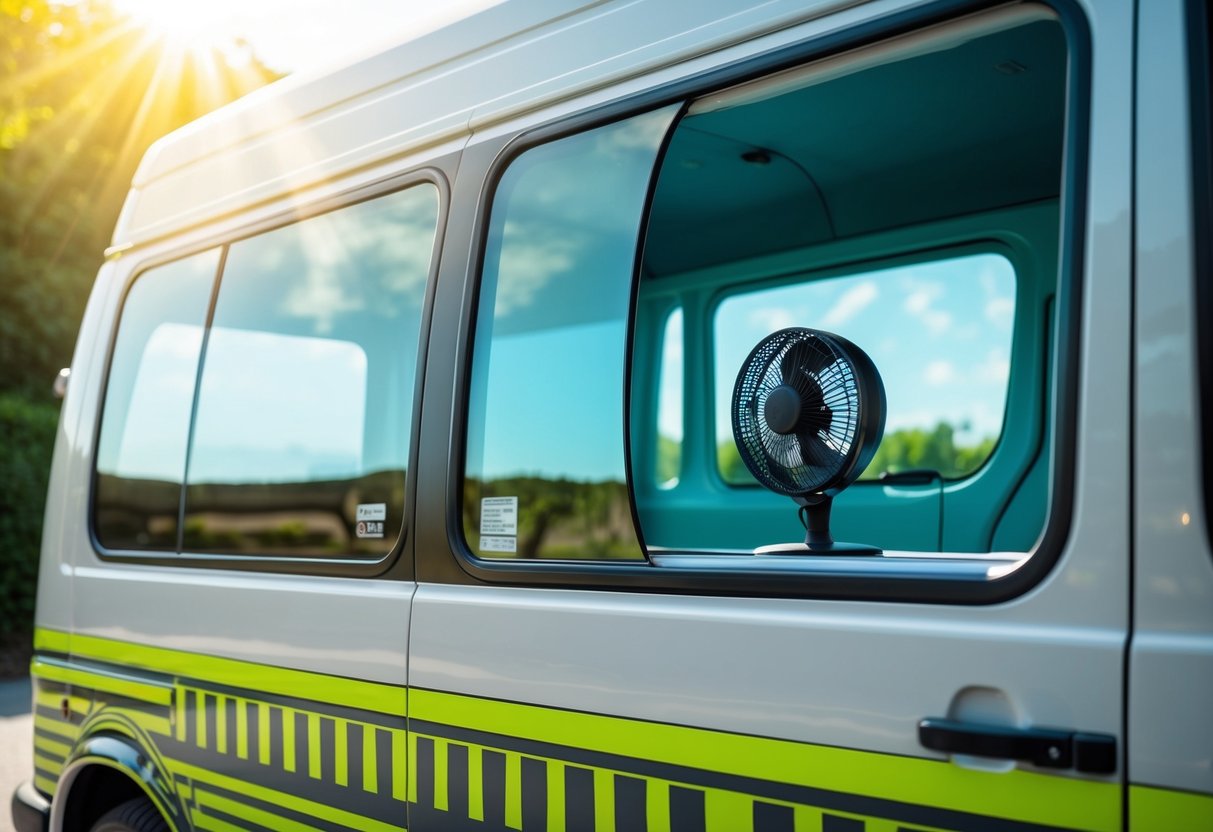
[31,658,172,706]
[410,688,1118,831]
[1130,785,1213,830]
[38,628,405,716]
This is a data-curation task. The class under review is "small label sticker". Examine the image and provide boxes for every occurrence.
[356,520,385,539]
[480,536,517,553]
[480,497,518,536]
[357,503,387,522]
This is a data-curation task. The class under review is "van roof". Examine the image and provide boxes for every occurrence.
[113,0,853,250]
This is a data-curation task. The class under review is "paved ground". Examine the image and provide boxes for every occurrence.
[0,676,33,832]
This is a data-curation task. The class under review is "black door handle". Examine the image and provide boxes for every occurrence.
[918,718,1116,774]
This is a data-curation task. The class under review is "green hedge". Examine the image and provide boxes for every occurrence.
[0,393,59,636]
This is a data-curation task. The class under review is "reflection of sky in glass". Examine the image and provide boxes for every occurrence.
[187,183,438,486]
[468,107,678,482]
[97,248,220,482]
[188,330,367,483]
[712,253,1016,446]
[658,308,683,441]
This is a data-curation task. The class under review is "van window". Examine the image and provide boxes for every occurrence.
[462,107,679,560]
[714,253,1016,485]
[93,182,440,558]
[94,249,221,551]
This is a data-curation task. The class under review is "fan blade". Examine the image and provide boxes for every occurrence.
[780,338,833,386]
[797,428,844,471]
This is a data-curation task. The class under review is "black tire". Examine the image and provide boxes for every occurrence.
[89,796,169,832]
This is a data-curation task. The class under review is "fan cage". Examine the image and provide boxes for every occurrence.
[732,329,864,497]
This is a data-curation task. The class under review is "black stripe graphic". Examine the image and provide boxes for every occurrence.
[294,711,307,775]
[565,765,595,831]
[268,706,283,769]
[670,785,705,832]
[521,756,547,831]
[204,693,218,751]
[754,801,795,832]
[185,690,198,746]
[348,721,364,790]
[184,676,404,729]
[195,798,277,832]
[410,720,1078,832]
[224,697,237,755]
[614,774,646,830]
[416,736,435,808]
[319,716,335,782]
[482,750,506,827]
[376,727,393,796]
[185,773,368,832]
[246,701,260,762]
[449,742,470,819]
[824,816,865,831]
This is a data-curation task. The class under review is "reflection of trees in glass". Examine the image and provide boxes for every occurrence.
[714,421,997,484]
[465,478,643,560]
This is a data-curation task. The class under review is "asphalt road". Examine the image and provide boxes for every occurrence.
[0,676,33,832]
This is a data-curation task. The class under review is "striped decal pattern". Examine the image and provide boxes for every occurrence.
[28,630,1123,832]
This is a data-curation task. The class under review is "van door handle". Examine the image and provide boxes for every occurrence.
[917,717,1116,774]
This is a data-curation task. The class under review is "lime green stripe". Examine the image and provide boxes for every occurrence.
[175,689,186,741]
[647,780,670,832]
[334,719,348,787]
[1131,785,1213,831]
[34,733,70,758]
[33,716,78,741]
[505,752,521,829]
[704,788,754,832]
[32,659,171,707]
[196,690,207,750]
[40,628,405,717]
[257,702,270,765]
[594,767,614,831]
[196,788,323,832]
[307,714,321,779]
[412,688,1116,831]
[34,753,63,775]
[127,710,172,738]
[192,811,248,832]
[546,759,565,830]
[468,744,484,821]
[34,775,56,795]
[283,707,296,773]
[362,724,377,792]
[34,629,69,654]
[236,698,248,759]
[177,761,404,832]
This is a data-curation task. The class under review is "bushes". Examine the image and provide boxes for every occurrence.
[0,393,59,638]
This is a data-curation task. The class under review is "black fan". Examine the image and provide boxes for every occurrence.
[732,327,886,554]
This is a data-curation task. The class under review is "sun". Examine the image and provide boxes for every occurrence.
[113,0,251,50]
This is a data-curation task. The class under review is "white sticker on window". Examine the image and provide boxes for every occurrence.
[480,535,517,553]
[357,503,387,521]
[480,497,518,536]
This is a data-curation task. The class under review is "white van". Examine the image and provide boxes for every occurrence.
[12,0,1213,829]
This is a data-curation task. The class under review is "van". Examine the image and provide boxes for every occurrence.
[11,0,1213,829]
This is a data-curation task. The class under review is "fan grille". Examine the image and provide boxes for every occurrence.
[732,329,862,496]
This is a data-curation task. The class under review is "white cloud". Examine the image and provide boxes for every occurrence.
[821,281,878,328]
[924,360,956,386]
[976,348,1010,384]
[985,297,1015,330]
[902,280,952,335]
[746,307,797,333]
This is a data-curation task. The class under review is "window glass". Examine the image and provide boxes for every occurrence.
[714,253,1016,484]
[463,107,678,559]
[95,249,220,550]
[182,184,438,557]
[656,307,683,488]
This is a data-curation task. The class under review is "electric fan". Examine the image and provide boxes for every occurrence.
[731,327,887,554]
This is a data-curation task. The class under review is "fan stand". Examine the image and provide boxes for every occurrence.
[753,495,882,556]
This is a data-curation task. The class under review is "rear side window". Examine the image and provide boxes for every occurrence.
[94,182,440,559]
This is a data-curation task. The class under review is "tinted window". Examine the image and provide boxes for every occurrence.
[95,249,220,550]
[463,107,678,559]
[183,185,439,557]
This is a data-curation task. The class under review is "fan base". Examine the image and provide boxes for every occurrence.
[754,541,882,556]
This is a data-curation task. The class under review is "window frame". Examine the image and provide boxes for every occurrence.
[444,0,1092,603]
[89,168,450,579]
[704,242,1026,490]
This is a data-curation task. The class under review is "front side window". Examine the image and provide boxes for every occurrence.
[94,182,439,558]
[462,107,678,560]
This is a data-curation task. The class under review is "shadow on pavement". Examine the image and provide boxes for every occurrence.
[0,677,31,717]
